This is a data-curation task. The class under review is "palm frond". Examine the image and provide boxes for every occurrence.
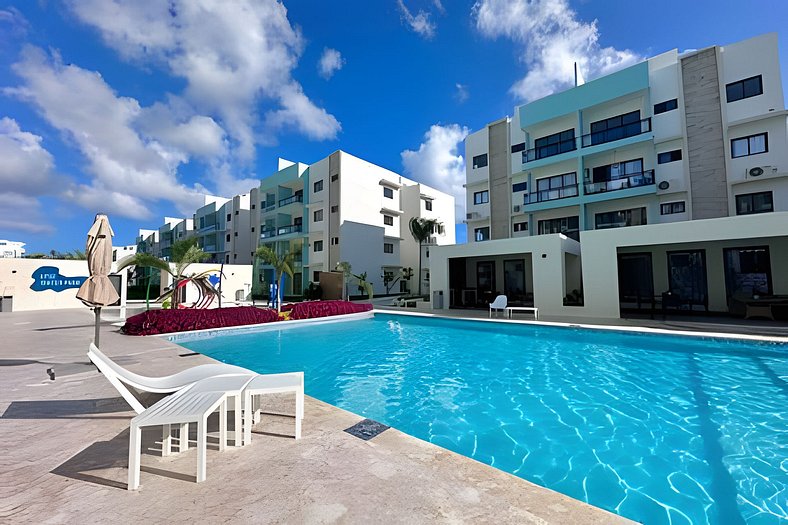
[117,253,173,275]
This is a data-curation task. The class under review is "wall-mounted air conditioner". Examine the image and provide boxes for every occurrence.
[745,166,777,179]
[466,212,480,220]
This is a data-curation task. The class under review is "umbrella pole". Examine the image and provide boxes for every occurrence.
[94,307,101,348]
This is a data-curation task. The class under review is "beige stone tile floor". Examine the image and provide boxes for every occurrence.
[0,309,632,524]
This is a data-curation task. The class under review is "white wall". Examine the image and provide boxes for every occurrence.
[160,262,253,305]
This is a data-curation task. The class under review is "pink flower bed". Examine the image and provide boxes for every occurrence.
[122,306,280,336]
[289,300,372,320]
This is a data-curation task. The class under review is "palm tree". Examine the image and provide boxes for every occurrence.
[335,261,352,300]
[408,217,443,296]
[255,245,294,313]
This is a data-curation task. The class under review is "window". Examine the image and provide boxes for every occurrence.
[383,187,394,199]
[383,215,394,226]
[532,172,578,202]
[533,128,576,159]
[657,149,682,164]
[330,205,339,213]
[251,226,255,232]
[384,243,394,253]
[588,110,642,146]
[476,261,495,293]
[313,180,323,192]
[513,221,528,232]
[511,142,525,153]
[724,246,772,298]
[225,254,230,263]
[512,181,528,193]
[731,133,767,158]
[591,159,643,182]
[473,190,489,205]
[235,210,239,215]
[425,200,432,211]
[313,240,323,252]
[313,271,320,281]
[537,216,579,241]
[234,253,237,259]
[654,98,678,115]
[226,234,231,242]
[331,237,339,245]
[660,202,686,215]
[331,174,339,182]
[426,248,429,258]
[313,209,324,222]
[234,231,238,237]
[735,191,773,215]
[726,75,763,103]
[472,153,488,169]
[474,227,490,242]
[227,213,231,221]
[595,208,647,230]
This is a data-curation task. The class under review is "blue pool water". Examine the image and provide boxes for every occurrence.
[178,314,788,525]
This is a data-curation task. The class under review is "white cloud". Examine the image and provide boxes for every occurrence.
[0,193,54,234]
[318,48,345,80]
[7,47,209,219]
[473,0,642,102]
[0,117,58,195]
[137,100,227,159]
[396,0,436,39]
[401,123,469,219]
[454,83,469,103]
[264,83,342,140]
[65,0,341,157]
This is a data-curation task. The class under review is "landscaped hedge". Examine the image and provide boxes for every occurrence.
[289,300,372,320]
[122,306,280,336]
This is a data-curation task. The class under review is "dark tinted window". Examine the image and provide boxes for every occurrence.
[472,154,488,169]
[512,181,528,192]
[654,99,678,114]
[726,75,763,102]
[736,192,773,215]
[657,150,682,164]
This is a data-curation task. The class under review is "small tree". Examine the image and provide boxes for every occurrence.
[408,218,443,296]
[335,261,353,300]
[255,245,294,312]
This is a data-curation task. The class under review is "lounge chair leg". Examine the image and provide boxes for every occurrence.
[219,399,227,452]
[128,424,141,490]
[179,423,189,452]
[197,417,207,483]
[243,391,253,446]
[295,390,303,439]
[233,395,242,447]
[162,424,172,456]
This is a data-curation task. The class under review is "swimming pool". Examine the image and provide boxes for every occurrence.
[177,314,788,525]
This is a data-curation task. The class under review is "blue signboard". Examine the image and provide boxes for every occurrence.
[30,266,88,292]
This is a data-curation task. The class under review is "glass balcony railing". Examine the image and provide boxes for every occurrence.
[525,184,579,204]
[581,118,651,147]
[278,194,303,207]
[259,224,303,239]
[522,139,577,163]
[584,170,655,195]
[260,228,276,239]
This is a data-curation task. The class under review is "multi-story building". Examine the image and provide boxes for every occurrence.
[433,33,788,319]
[0,240,25,258]
[157,217,194,259]
[464,32,787,243]
[193,195,253,265]
[251,151,455,297]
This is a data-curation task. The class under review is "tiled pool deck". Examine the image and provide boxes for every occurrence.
[0,309,631,524]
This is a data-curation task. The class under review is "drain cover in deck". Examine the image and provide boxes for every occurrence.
[344,419,390,441]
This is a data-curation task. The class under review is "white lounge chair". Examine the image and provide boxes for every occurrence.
[128,374,256,490]
[489,295,507,317]
[87,343,252,414]
[243,372,304,444]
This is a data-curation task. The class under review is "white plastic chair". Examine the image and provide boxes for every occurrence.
[489,295,507,317]
[87,343,252,414]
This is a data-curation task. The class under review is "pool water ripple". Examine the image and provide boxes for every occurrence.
[179,314,788,525]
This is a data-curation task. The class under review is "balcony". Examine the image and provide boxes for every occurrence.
[260,228,277,239]
[278,194,303,207]
[525,184,579,204]
[522,139,577,163]
[198,224,217,233]
[276,224,303,236]
[584,170,655,195]
[581,118,651,148]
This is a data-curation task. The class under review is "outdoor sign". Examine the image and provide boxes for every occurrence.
[30,266,87,292]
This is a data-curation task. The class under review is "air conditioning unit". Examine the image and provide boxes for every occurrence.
[466,212,480,220]
[746,166,776,179]
[513,205,521,213]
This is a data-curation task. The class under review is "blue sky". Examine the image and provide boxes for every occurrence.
[1,0,787,253]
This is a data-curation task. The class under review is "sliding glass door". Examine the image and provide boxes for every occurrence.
[667,250,708,308]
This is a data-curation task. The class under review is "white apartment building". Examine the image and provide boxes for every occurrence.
[251,151,455,297]
[194,194,253,265]
[434,33,788,319]
[0,240,25,258]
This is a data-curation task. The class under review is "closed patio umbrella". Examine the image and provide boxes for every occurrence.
[76,213,120,347]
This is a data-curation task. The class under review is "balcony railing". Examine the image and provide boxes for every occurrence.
[260,228,277,239]
[525,184,579,204]
[581,118,651,147]
[278,194,303,207]
[522,139,577,163]
[277,224,303,236]
[584,170,655,195]
[263,204,276,213]
[198,224,217,233]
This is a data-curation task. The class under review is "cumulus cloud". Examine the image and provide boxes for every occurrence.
[473,0,642,101]
[318,48,345,80]
[454,83,469,103]
[396,0,436,39]
[0,117,58,195]
[6,47,209,219]
[65,0,341,157]
[401,123,469,219]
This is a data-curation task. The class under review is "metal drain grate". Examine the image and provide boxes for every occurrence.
[344,418,390,441]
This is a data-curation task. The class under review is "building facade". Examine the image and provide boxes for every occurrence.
[0,240,25,258]
[464,33,788,243]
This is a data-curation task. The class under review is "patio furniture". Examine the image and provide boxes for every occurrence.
[505,306,539,320]
[128,374,255,490]
[87,343,252,413]
[242,372,305,444]
[489,295,507,317]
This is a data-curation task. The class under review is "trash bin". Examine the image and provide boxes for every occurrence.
[432,290,443,309]
[0,296,12,312]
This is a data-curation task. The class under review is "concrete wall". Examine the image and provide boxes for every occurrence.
[488,119,511,240]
